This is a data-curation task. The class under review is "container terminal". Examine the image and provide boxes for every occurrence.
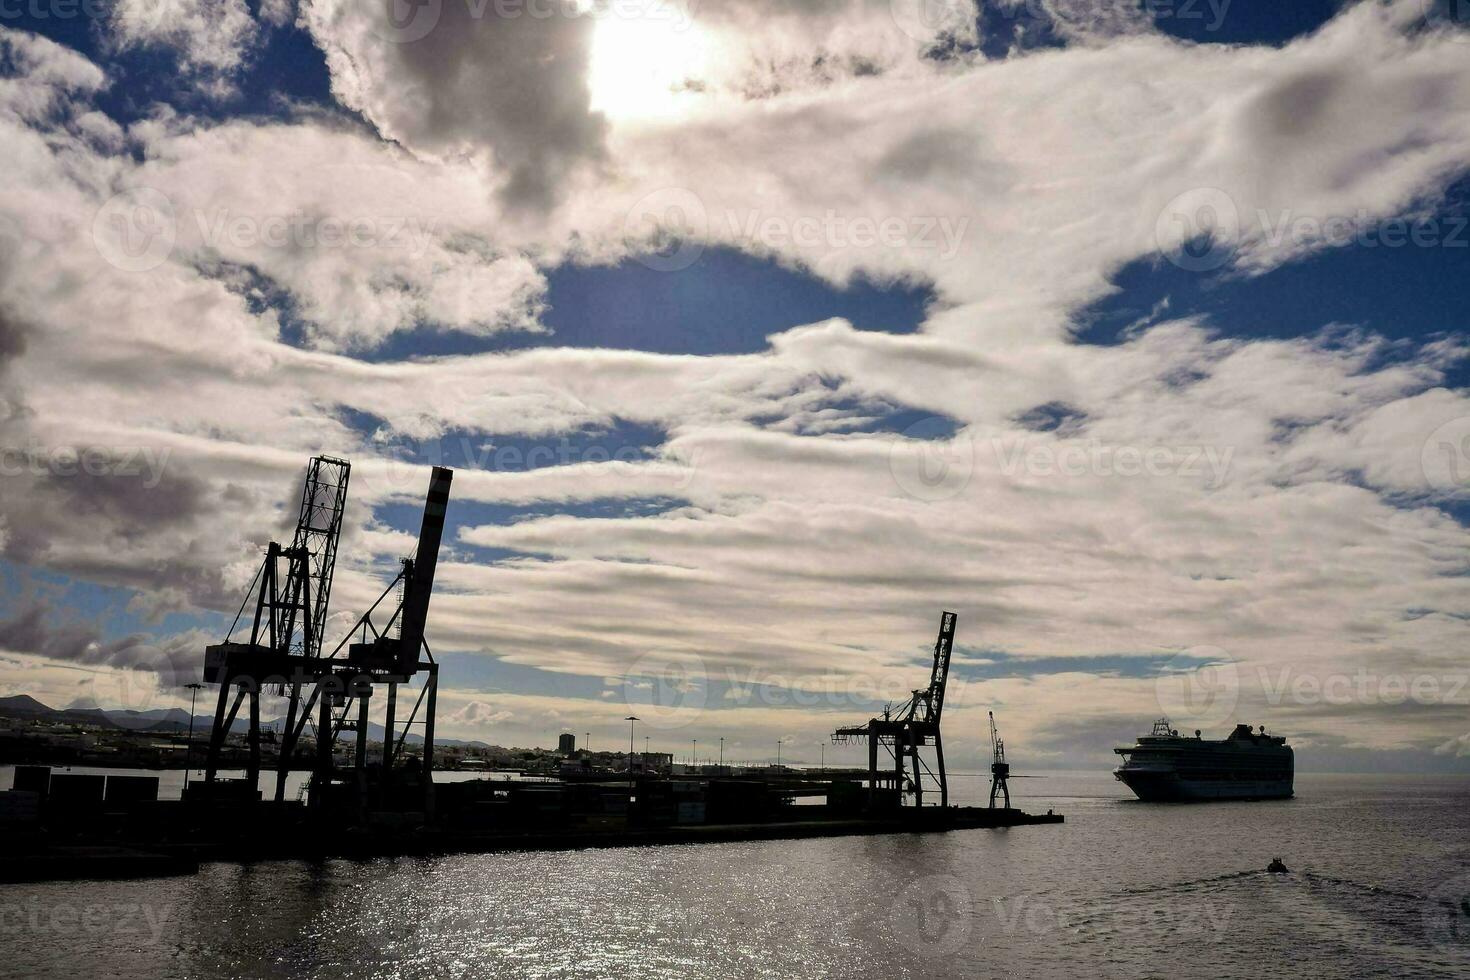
[0,457,1061,882]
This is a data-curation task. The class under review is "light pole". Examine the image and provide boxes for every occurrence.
[692,738,697,768]
[644,734,650,769]
[719,737,724,768]
[820,742,825,771]
[183,682,204,790]
[584,732,590,755]
[776,739,784,768]
[625,716,639,770]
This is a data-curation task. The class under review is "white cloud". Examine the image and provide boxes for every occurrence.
[106,0,262,95]
[0,3,1468,767]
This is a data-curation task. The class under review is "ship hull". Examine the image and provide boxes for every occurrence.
[1115,768,1293,802]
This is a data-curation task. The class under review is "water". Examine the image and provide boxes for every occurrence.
[3,772,1469,979]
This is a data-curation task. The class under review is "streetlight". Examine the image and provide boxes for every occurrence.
[584,732,590,755]
[625,716,639,768]
[183,682,204,791]
[820,742,825,771]
[719,737,724,768]
[692,738,697,768]
[776,739,784,768]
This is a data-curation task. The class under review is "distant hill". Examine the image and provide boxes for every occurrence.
[1,692,489,747]
[0,694,53,717]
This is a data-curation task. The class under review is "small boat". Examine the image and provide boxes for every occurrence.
[1266,857,1289,874]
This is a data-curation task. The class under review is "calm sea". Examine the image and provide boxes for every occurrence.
[2,771,1468,979]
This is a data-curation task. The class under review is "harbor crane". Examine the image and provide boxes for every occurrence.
[988,711,1011,809]
[832,611,956,810]
[200,455,349,801]
[199,458,453,815]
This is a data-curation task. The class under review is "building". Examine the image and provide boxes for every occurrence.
[557,733,576,755]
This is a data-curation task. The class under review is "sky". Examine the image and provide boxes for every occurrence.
[0,0,1467,773]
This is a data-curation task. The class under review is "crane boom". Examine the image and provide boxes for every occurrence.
[923,611,957,724]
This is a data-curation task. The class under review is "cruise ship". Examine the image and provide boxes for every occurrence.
[1114,719,1293,802]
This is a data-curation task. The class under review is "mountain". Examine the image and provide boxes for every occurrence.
[2,693,489,747]
[0,694,54,717]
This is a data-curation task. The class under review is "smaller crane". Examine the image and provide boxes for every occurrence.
[988,711,1010,810]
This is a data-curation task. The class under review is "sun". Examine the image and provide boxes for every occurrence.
[587,12,710,120]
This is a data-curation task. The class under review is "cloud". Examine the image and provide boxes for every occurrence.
[106,0,262,96]
[301,0,608,209]
[0,4,1467,766]
[0,602,207,687]
[1434,731,1470,758]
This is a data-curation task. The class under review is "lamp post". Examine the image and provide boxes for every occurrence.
[719,737,724,768]
[692,738,697,768]
[584,732,590,755]
[776,739,784,768]
[183,682,204,791]
[625,716,639,769]
[820,742,825,771]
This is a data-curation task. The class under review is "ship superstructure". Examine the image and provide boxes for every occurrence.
[1114,718,1293,802]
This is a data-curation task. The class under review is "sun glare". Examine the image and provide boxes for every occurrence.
[588,13,709,120]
